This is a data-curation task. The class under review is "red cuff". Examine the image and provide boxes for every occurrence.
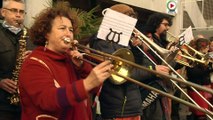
[66,80,88,105]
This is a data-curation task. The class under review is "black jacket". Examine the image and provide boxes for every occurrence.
[90,36,143,119]
[0,24,21,112]
[187,63,212,86]
[0,24,34,112]
[132,33,168,120]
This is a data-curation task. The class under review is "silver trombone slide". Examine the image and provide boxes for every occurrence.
[111,70,213,118]
[133,28,213,119]
[131,39,213,119]
[77,44,213,117]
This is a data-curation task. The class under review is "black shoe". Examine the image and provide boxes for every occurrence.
[197,116,207,120]
[186,114,194,120]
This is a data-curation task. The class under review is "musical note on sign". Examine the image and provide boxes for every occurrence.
[97,8,137,47]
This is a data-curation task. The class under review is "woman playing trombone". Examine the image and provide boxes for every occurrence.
[18,2,113,120]
[186,38,212,120]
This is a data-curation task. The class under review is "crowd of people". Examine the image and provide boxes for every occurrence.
[0,0,212,120]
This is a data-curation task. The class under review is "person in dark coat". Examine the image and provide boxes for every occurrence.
[90,4,143,120]
[0,0,32,119]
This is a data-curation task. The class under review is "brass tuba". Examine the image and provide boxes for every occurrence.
[8,27,28,105]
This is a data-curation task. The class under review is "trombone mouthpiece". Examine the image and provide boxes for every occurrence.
[63,37,71,44]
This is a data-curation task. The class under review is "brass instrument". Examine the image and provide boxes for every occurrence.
[62,37,213,116]
[9,27,28,105]
[62,37,213,93]
[64,37,134,85]
[109,48,134,84]
[166,31,211,67]
[135,28,211,67]
[175,43,212,67]
[166,31,179,50]
[62,37,213,94]
[167,31,178,42]
[133,28,178,63]
[132,29,213,119]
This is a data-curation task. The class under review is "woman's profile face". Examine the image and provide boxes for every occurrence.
[200,45,209,54]
[209,41,213,52]
[45,16,74,54]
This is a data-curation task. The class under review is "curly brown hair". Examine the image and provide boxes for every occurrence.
[195,38,210,51]
[146,13,173,33]
[29,1,79,46]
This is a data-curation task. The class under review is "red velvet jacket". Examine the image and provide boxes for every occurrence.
[19,47,93,120]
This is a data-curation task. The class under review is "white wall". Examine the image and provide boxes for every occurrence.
[24,0,52,28]
[23,0,183,37]
[113,0,182,36]
[113,0,168,13]
[168,0,182,37]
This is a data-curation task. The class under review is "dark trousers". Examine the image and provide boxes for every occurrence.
[171,90,181,120]
[0,111,21,120]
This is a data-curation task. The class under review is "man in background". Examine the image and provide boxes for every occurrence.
[0,0,32,119]
[140,13,173,120]
[0,0,3,22]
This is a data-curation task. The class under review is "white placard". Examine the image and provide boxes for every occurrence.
[178,26,194,45]
[97,8,137,47]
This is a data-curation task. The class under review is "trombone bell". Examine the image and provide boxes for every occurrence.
[110,48,135,84]
[62,35,135,85]
[174,44,211,67]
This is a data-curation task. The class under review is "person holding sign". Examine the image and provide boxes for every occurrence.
[89,4,143,120]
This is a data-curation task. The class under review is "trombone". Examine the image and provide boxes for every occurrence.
[63,37,213,117]
[175,43,212,67]
[167,31,179,42]
[166,31,211,67]
[132,28,213,119]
